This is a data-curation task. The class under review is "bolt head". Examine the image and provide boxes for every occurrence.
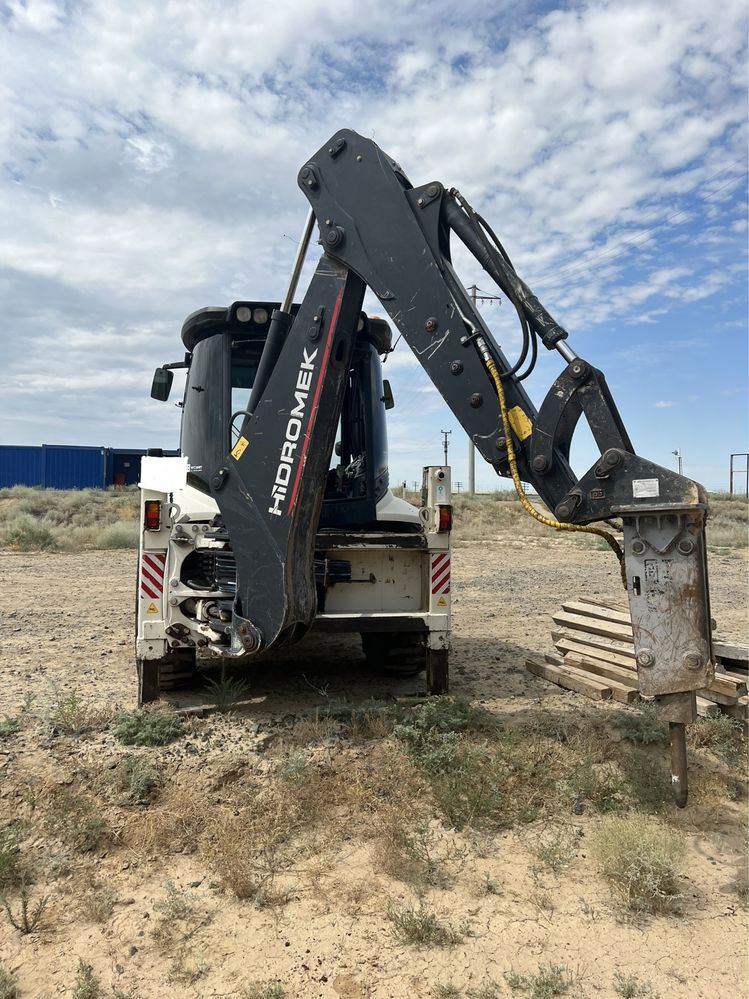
[425,317,438,332]
[677,538,695,555]
[636,649,656,668]
[450,360,463,375]
[427,184,440,198]
[631,539,646,555]
[532,455,549,473]
[470,393,483,408]
[683,651,703,671]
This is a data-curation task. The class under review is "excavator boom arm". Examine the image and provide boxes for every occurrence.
[215,129,713,804]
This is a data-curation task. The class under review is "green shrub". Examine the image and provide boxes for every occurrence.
[0,827,24,889]
[96,521,139,549]
[72,959,100,999]
[614,704,668,745]
[119,754,158,801]
[387,901,465,947]
[204,674,251,712]
[241,983,286,999]
[0,514,57,551]
[505,964,574,997]
[613,972,659,998]
[48,687,105,735]
[114,709,183,746]
[593,816,685,914]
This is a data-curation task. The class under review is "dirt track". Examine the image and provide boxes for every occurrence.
[0,540,747,998]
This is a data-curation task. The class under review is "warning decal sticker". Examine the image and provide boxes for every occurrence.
[140,551,166,600]
[231,435,249,461]
[146,602,159,615]
[431,552,450,595]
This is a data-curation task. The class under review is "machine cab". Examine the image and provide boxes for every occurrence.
[152,301,396,528]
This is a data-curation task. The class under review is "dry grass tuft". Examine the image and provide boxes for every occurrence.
[612,971,660,998]
[48,687,112,736]
[592,815,685,914]
[505,963,575,997]
[71,959,101,999]
[79,883,118,923]
[372,811,464,888]
[688,714,746,764]
[0,962,17,999]
[123,787,210,855]
[241,982,286,999]
[42,786,110,853]
[387,900,466,947]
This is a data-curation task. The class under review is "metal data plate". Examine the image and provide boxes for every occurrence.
[623,510,713,697]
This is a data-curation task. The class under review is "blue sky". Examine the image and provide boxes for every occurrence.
[0,0,746,491]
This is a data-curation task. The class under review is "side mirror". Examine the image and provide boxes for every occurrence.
[151,367,174,401]
[335,441,342,456]
[382,379,395,410]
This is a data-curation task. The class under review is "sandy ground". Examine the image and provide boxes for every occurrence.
[0,538,747,998]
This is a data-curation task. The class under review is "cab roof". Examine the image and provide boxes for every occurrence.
[181,301,392,354]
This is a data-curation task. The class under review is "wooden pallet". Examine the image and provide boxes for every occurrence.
[525,597,748,721]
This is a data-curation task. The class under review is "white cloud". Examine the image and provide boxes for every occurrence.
[0,0,745,490]
[655,400,677,408]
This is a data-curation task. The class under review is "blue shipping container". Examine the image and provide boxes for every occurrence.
[0,445,179,489]
[0,445,44,488]
[42,445,107,489]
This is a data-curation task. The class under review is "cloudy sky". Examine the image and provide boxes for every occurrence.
[1,0,746,491]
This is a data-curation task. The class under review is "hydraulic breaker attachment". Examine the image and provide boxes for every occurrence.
[622,503,712,807]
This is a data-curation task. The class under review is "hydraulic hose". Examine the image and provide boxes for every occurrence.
[483,352,627,589]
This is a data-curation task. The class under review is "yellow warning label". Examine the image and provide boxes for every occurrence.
[508,406,533,441]
[231,435,249,460]
[146,602,158,615]
[437,596,447,607]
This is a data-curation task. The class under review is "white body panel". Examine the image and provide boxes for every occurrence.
[136,466,451,662]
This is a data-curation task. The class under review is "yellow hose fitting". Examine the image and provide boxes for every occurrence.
[485,357,627,589]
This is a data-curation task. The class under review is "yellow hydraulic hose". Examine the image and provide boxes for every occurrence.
[484,356,627,589]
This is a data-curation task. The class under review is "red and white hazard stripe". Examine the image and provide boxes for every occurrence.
[431,552,450,595]
[140,551,166,600]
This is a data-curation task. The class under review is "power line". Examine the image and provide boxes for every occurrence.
[441,429,451,466]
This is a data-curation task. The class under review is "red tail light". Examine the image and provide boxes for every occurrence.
[144,500,162,531]
[438,504,452,532]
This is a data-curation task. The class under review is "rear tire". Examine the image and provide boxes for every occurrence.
[136,649,197,706]
[360,632,426,677]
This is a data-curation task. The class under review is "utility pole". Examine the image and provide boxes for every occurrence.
[672,448,683,476]
[467,284,501,496]
[729,453,749,497]
[441,429,451,467]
